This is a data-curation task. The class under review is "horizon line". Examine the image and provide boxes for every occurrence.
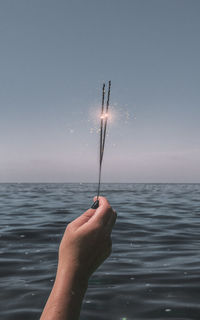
[0,182,200,184]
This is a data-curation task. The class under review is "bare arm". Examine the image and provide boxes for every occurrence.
[40,196,117,320]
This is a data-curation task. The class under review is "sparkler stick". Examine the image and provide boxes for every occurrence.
[101,80,111,163]
[100,83,105,169]
[91,81,111,209]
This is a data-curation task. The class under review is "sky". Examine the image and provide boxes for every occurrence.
[0,0,200,183]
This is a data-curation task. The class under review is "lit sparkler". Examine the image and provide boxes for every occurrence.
[91,81,111,209]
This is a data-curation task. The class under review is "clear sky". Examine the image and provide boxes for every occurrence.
[0,0,200,183]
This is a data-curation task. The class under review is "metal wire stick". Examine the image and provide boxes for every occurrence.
[101,80,111,164]
[99,84,105,170]
[97,83,105,199]
[91,81,111,209]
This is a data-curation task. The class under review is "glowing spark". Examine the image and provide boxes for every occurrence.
[100,112,110,120]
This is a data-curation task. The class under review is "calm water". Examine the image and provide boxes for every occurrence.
[0,183,200,320]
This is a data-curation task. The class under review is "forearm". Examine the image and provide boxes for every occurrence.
[40,267,88,320]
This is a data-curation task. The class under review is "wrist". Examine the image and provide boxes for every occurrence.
[55,263,89,294]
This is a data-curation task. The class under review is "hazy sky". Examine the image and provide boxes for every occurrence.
[0,0,200,182]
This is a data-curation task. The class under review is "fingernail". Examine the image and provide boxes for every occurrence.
[91,200,99,209]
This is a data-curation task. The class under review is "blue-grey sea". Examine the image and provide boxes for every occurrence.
[0,183,200,320]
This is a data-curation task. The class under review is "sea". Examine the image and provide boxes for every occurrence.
[0,183,200,320]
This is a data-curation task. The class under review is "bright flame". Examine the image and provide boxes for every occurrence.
[100,111,111,120]
[88,104,116,132]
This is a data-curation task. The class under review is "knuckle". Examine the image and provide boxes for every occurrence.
[66,221,72,229]
[106,205,112,213]
[66,221,74,231]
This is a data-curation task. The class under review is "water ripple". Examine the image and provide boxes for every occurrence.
[0,183,200,319]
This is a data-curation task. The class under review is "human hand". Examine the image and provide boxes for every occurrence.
[57,196,117,284]
[40,196,116,320]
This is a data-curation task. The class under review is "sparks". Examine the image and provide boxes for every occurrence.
[100,112,110,119]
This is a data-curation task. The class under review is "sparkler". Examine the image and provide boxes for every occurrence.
[91,81,111,209]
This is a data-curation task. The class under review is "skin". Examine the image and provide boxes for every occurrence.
[40,196,117,320]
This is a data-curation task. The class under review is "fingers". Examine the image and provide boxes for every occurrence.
[104,209,117,235]
[93,196,110,208]
[87,196,113,227]
[72,196,117,232]
[70,208,96,229]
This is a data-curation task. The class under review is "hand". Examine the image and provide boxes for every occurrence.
[57,196,117,284]
[40,196,116,320]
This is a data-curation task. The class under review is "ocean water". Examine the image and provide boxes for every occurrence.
[0,183,200,320]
